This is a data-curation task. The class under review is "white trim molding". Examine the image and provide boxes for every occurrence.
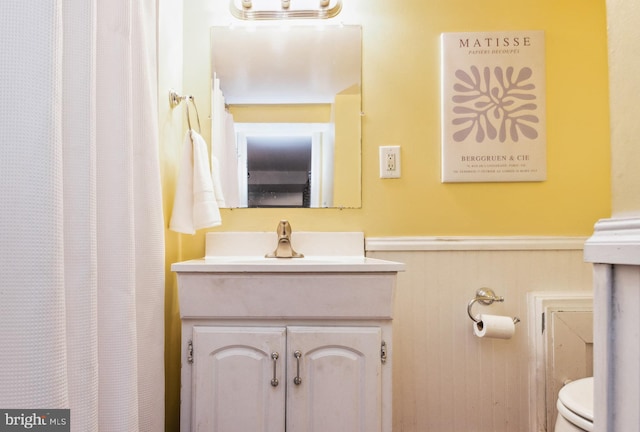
[584,217,640,265]
[365,236,588,252]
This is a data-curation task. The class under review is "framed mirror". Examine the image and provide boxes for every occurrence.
[210,25,362,208]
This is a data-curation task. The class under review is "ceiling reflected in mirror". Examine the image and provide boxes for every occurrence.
[212,25,360,105]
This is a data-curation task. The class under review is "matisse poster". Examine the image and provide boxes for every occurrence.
[441,31,546,182]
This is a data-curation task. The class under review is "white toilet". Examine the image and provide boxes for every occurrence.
[554,377,594,432]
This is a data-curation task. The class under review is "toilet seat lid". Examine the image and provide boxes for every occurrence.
[558,377,594,422]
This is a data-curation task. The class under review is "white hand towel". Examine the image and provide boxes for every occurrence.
[169,130,222,234]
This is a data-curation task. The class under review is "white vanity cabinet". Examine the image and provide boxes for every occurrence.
[192,325,382,432]
[172,232,404,432]
[191,326,286,432]
[171,232,404,432]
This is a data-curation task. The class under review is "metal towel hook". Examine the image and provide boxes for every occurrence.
[169,89,201,134]
[467,288,520,324]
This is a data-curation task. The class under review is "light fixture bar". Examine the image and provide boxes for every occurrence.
[229,0,342,20]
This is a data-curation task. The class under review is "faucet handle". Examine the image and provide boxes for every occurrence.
[277,220,292,239]
[265,220,304,258]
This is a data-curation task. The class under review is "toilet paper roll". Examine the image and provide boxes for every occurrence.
[473,314,515,339]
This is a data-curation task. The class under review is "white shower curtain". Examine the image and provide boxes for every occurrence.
[0,1,165,431]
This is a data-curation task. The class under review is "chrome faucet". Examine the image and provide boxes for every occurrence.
[265,220,304,258]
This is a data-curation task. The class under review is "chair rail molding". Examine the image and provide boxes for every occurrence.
[365,236,588,252]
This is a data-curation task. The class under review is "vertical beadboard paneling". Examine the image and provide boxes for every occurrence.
[368,244,593,432]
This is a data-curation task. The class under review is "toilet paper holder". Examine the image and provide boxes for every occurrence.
[467,288,520,324]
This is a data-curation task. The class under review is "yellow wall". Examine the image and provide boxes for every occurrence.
[163,0,611,429]
[333,88,362,207]
[180,0,610,241]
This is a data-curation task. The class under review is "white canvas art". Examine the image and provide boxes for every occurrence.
[441,31,546,182]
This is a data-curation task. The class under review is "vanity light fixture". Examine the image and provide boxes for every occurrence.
[229,0,342,20]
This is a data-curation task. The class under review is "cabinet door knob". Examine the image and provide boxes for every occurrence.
[293,350,302,385]
[271,352,280,387]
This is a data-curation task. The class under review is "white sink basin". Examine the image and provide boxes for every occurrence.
[170,231,405,273]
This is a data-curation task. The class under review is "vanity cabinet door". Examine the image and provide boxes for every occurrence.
[286,326,382,432]
[192,326,286,432]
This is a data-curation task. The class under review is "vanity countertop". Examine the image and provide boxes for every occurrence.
[171,256,405,273]
[171,231,405,273]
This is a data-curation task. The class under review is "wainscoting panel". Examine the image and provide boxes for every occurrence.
[366,238,593,432]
